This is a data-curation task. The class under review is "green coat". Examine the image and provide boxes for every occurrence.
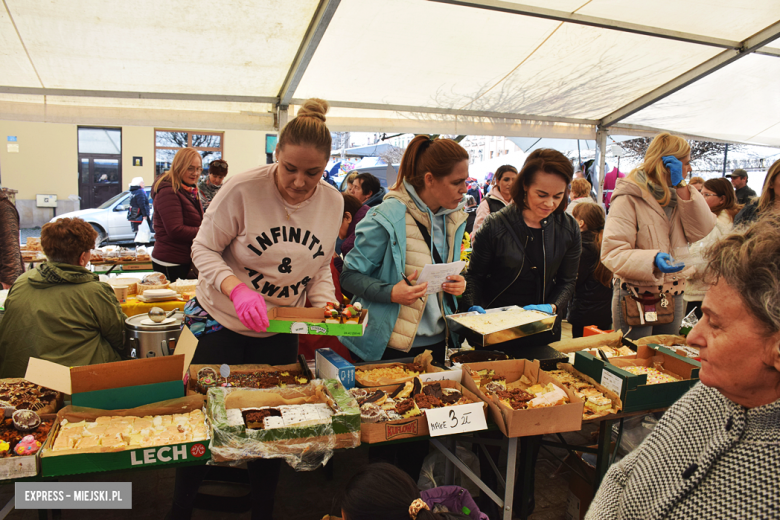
[0,262,125,378]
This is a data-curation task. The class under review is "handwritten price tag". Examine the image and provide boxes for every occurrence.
[425,402,487,437]
[420,369,462,384]
[601,369,623,396]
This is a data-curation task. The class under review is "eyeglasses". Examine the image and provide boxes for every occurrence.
[186,166,203,173]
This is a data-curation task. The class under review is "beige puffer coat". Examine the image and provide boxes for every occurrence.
[601,178,716,295]
[385,186,468,352]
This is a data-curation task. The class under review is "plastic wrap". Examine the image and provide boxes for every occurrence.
[206,379,360,471]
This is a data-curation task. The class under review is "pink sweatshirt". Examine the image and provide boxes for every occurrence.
[192,163,343,337]
[472,189,510,239]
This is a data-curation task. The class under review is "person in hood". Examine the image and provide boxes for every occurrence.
[340,135,469,364]
[350,172,387,208]
[0,218,125,378]
[601,132,715,339]
[197,159,228,212]
[0,189,23,289]
[127,176,152,238]
[471,164,517,238]
[152,148,204,281]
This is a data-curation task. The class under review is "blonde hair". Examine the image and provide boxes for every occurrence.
[278,98,332,158]
[757,158,780,214]
[627,132,690,207]
[690,176,705,186]
[154,147,202,194]
[570,178,592,198]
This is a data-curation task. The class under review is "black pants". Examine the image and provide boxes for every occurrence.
[152,261,191,282]
[171,328,298,520]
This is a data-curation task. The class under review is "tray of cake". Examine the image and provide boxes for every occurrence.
[546,364,622,420]
[353,350,446,387]
[349,377,487,443]
[187,357,313,396]
[0,410,55,480]
[0,379,63,415]
[462,359,584,437]
[206,379,360,470]
[39,395,209,477]
[446,306,556,347]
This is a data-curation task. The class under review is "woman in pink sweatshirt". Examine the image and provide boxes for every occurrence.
[172,99,343,520]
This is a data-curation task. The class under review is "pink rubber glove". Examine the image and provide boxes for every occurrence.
[229,283,269,333]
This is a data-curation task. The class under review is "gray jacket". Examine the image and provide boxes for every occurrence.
[587,382,780,519]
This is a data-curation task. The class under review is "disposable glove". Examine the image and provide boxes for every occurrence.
[524,304,554,314]
[662,156,683,186]
[230,283,270,332]
[468,306,486,314]
[655,252,685,274]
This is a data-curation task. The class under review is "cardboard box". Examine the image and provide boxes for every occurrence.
[186,361,312,396]
[563,452,597,520]
[359,380,486,444]
[206,379,360,463]
[265,307,367,336]
[353,350,445,387]
[39,396,209,477]
[462,359,584,438]
[316,349,356,390]
[573,344,700,412]
[0,414,56,480]
[25,326,200,410]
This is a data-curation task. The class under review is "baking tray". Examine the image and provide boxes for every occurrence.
[446,306,557,347]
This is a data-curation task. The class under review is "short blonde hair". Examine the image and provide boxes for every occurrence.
[690,176,705,186]
[571,178,592,198]
[627,132,690,207]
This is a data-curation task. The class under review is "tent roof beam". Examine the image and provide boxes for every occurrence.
[429,0,740,49]
[0,86,277,104]
[277,0,341,108]
[600,19,780,127]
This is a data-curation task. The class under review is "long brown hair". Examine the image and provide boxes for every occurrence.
[703,177,742,220]
[757,158,780,214]
[392,135,469,191]
[278,98,332,158]
[626,132,690,207]
[572,203,612,287]
[154,147,202,194]
[510,148,574,214]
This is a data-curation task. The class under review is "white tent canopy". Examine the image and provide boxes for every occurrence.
[1,0,779,147]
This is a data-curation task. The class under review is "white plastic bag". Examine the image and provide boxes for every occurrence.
[135,219,151,243]
[418,446,481,498]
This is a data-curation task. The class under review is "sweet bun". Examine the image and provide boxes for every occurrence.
[297,98,329,122]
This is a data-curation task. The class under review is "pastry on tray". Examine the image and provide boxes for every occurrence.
[0,380,61,413]
[478,374,570,411]
[0,414,53,458]
[547,368,619,419]
[196,369,310,394]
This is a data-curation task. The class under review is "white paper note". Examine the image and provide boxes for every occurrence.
[416,261,466,295]
[601,369,624,396]
[425,402,487,437]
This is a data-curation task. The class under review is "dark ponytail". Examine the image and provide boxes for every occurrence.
[393,135,469,191]
[571,203,612,287]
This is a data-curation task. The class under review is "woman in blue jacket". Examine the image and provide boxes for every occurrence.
[340,135,470,363]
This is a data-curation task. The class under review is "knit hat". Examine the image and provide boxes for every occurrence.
[129,177,145,187]
[727,168,747,178]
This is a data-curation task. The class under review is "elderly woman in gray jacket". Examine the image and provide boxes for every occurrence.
[587,214,780,520]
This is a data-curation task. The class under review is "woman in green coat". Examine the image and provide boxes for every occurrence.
[0,218,125,377]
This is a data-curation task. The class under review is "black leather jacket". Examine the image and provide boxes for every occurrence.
[463,203,581,311]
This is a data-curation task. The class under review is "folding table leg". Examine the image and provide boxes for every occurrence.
[595,419,615,489]
[503,437,517,520]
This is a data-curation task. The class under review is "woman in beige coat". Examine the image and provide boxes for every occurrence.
[601,133,715,338]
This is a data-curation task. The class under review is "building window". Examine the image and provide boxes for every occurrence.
[154,130,224,178]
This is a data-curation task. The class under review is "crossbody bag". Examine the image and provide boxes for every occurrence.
[620,289,674,326]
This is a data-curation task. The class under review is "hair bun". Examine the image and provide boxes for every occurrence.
[297,98,329,122]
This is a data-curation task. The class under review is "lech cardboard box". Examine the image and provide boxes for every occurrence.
[0,414,56,480]
[359,380,487,444]
[39,395,209,477]
[265,307,368,336]
[462,359,584,437]
[25,326,200,410]
[315,349,356,390]
[573,344,700,412]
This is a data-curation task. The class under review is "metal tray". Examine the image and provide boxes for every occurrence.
[446,306,557,347]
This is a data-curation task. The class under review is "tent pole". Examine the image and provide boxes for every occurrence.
[577,140,582,172]
[722,144,729,177]
[595,127,608,206]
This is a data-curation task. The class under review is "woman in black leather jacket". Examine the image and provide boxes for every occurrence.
[463,148,581,354]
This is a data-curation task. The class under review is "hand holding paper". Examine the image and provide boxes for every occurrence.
[416,261,467,295]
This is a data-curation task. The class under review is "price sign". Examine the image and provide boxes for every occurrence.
[601,369,623,396]
[425,402,487,437]
[420,369,462,384]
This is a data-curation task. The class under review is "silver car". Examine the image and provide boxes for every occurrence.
[50,188,155,245]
